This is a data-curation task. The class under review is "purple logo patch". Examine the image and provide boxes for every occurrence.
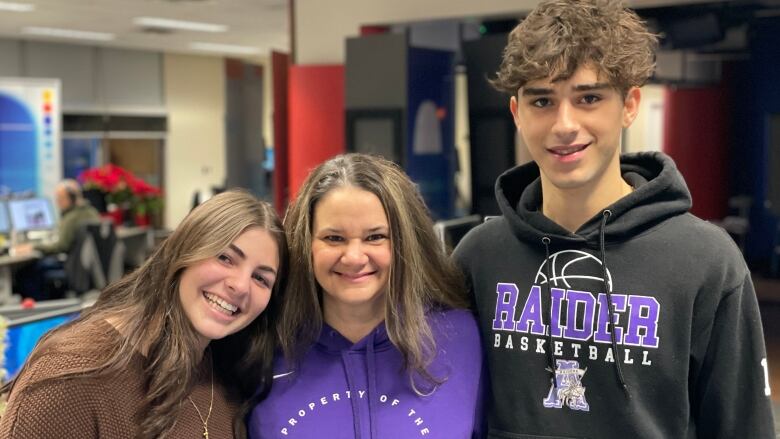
[543,359,590,412]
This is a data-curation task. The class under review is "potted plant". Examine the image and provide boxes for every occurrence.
[128,176,163,227]
[78,164,162,227]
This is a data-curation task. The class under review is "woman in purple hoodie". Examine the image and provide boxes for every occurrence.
[249,153,484,438]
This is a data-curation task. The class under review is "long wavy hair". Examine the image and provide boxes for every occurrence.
[491,0,658,96]
[280,153,468,391]
[1,189,288,438]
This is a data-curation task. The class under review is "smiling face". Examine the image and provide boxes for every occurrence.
[311,186,391,323]
[510,64,640,195]
[178,226,279,349]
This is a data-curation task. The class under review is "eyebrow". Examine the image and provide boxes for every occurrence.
[229,244,246,259]
[257,265,278,276]
[522,87,554,96]
[573,82,611,92]
[229,244,278,276]
[522,82,612,96]
[319,225,389,233]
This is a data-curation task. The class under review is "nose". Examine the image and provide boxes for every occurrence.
[225,270,251,295]
[340,239,368,266]
[551,101,579,141]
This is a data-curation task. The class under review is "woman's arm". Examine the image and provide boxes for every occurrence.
[0,376,100,438]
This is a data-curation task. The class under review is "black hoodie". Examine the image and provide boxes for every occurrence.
[453,152,775,438]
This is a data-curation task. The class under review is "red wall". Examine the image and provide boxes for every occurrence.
[663,86,729,220]
[288,65,345,200]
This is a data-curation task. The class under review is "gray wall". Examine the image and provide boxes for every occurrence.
[0,39,164,114]
[346,33,407,110]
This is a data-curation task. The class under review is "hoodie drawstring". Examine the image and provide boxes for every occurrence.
[541,211,631,399]
[340,330,380,439]
[599,210,631,397]
[541,236,557,393]
[367,331,378,439]
[341,350,362,439]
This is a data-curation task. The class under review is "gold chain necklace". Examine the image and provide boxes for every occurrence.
[188,352,214,439]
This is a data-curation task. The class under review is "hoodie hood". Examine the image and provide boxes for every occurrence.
[315,322,393,354]
[496,151,692,245]
[315,322,393,439]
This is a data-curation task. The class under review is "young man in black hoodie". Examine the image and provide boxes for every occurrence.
[453,0,776,437]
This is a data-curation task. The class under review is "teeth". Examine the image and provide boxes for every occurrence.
[553,145,587,155]
[204,292,238,314]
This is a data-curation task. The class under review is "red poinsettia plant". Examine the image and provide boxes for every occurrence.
[79,164,134,204]
[127,174,163,217]
[78,164,163,220]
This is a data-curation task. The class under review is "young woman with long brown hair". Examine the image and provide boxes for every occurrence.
[0,189,287,438]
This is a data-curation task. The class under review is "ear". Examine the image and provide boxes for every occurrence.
[622,87,641,128]
[510,95,521,130]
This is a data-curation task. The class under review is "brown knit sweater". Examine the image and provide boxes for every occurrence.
[0,321,239,438]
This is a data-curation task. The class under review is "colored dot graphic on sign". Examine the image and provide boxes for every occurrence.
[42,89,53,143]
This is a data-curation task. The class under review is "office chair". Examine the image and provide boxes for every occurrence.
[64,221,125,295]
[433,215,483,254]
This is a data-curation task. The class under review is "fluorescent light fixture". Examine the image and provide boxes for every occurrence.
[134,17,227,33]
[0,2,35,12]
[190,42,261,55]
[22,26,115,41]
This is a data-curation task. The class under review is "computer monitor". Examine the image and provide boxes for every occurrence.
[1,299,82,380]
[0,201,9,234]
[8,198,56,232]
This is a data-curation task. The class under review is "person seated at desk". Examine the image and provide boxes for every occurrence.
[14,179,100,256]
[13,179,100,300]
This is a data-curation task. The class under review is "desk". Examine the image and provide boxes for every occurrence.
[0,226,160,304]
[0,251,42,305]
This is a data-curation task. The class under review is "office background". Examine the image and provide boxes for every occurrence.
[0,0,779,427]
[3,0,775,266]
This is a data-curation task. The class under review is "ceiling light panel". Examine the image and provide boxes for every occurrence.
[134,17,227,33]
[190,42,261,55]
[0,1,34,12]
[22,26,115,41]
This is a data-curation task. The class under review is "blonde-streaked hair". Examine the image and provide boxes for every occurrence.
[491,0,658,96]
[280,153,469,391]
[2,189,287,439]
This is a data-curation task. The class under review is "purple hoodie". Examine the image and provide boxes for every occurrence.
[248,309,484,439]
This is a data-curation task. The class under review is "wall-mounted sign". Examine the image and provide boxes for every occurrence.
[0,78,62,199]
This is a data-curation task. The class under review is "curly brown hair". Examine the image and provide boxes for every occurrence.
[491,0,658,96]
